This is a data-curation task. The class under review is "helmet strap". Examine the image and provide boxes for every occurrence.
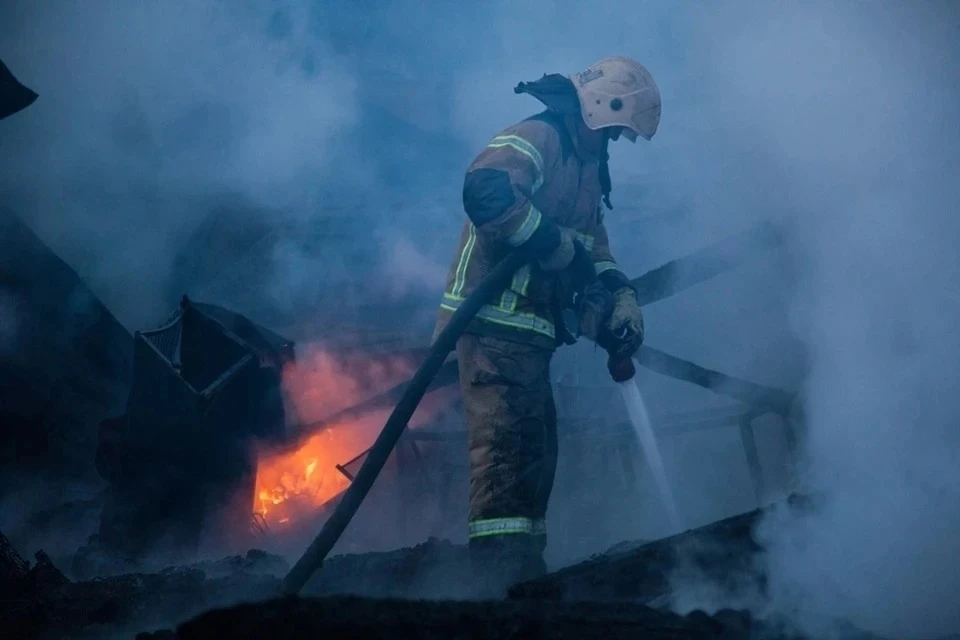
[599,135,613,210]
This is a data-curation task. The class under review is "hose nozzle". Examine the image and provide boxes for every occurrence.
[607,354,636,383]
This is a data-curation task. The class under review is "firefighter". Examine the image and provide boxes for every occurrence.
[434,56,661,596]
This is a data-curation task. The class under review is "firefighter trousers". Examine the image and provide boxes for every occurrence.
[456,333,558,568]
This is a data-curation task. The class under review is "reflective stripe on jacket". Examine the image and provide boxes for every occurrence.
[434,110,628,349]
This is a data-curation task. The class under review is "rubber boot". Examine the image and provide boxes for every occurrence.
[468,535,545,599]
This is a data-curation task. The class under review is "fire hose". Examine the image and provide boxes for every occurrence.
[281,246,634,594]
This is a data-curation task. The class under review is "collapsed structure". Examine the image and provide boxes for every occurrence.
[80,297,293,572]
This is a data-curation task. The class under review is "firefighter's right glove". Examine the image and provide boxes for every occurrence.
[537,227,576,271]
[607,287,645,353]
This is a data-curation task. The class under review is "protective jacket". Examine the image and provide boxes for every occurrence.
[435,109,631,350]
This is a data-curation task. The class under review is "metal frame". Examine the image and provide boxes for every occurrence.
[323,397,799,537]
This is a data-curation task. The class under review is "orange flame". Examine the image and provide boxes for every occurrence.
[254,417,380,522]
[253,344,456,529]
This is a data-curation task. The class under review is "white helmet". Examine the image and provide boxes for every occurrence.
[570,56,661,142]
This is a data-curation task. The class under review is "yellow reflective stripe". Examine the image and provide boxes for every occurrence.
[513,264,532,299]
[488,135,544,175]
[476,306,554,339]
[441,293,555,339]
[479,264,533,314]
[594,260,618,275]
[452,224,476,298]
[487,136,545,193]
[469,517,535,538]
[506,204,542,247]
[498,265,532,314]
[499,261,530,312]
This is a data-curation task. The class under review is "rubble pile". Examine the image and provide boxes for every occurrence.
[0,530,30,591]
[0,529,284,640]
[172,596,776,640]
[1,500,906,640]
[302,537,471,600]
[510,504,768,604]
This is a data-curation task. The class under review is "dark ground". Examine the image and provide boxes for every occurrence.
[1,500,917,640]
[172,596,790,640]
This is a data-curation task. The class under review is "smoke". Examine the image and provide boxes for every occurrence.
[696,5,960,638]
[0,1,361,328]
[593,3,958,637]
[281,343,417,426]
[379,235,448,301]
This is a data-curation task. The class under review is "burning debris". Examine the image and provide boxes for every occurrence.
[251,346,416,529]
[251,343,461,541]
[253,427,363,529]
[67,296,464,577]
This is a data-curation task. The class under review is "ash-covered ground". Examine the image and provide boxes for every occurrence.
[4,500,949,640]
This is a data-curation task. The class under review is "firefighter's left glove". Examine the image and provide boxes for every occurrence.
[607,287,644,352]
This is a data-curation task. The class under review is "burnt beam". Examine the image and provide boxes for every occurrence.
[631,221,783,307]
[636,345,796,416]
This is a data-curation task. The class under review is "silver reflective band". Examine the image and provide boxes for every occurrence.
[468,517,547,538]
[469,517,532,538]
[594,260,618,275]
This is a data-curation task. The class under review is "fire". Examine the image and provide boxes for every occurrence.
[254,416,381,522]
[253,343,457,530]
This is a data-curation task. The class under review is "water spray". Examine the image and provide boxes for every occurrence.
[607,346,683,534]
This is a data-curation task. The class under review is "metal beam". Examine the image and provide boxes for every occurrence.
[636,345,795,415]
[630,221,783,307]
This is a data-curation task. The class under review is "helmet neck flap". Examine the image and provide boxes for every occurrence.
[514,73,614,210]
